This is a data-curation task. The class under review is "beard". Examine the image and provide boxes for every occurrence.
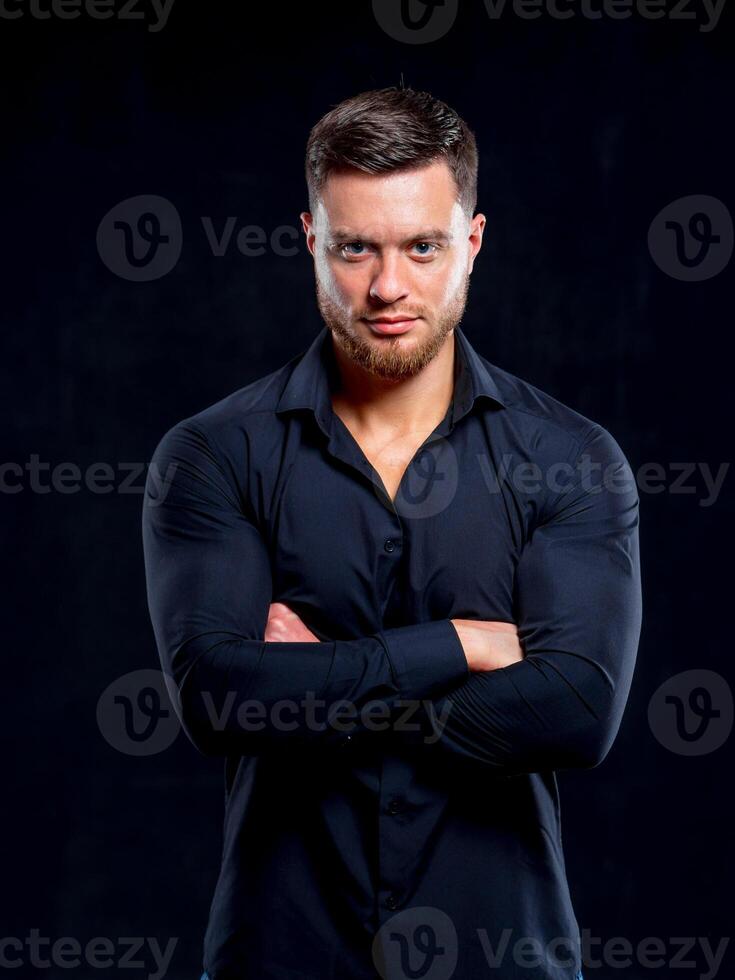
[315,273,470,381]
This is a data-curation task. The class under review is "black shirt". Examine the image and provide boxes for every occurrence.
[142,324,642,980]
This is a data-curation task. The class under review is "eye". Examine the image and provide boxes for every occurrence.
[338,242,371,260]
[411,242,439,259]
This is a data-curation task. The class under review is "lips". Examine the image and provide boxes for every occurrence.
[364,318,418,336]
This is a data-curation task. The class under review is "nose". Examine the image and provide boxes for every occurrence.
[368,252,409,307]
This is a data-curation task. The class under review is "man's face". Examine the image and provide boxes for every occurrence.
[300,160,485,381]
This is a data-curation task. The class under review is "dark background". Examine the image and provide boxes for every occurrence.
[2,2,733,978]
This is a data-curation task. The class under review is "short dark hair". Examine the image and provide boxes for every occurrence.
[305,86,479,218]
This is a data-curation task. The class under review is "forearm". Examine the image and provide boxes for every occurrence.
[402,645,636,776]
[142,419,471,758]
[401,424,643,776]
[168,619,468,757]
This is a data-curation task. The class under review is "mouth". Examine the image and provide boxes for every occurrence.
[362,317,419,336]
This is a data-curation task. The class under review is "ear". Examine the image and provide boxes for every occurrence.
[300,211,316,258]
[467,212,486,275]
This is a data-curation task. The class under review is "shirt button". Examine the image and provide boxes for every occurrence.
[384,538,396,553]
[385,893,401,910]
[387,797,403,815]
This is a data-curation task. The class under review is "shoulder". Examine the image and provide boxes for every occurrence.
[150,350,303,463]
[474,356,637,525]
[488,357,597,446]
[481,355,630,468]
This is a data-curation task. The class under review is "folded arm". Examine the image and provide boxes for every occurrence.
[406,424,643,776]
[141,419,469,757]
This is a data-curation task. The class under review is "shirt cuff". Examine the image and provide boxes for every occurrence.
[377,619,469,702]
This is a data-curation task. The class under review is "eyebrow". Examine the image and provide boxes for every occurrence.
[329,227,453,246]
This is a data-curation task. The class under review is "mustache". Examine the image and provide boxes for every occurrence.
[358,311,424,320]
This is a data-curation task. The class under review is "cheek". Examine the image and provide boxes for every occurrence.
[323,261,366,308]
[441,255,467,299]
[314,254,344,304]
[419,259,464,308]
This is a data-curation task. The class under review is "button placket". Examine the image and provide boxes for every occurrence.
[377,752,417,921]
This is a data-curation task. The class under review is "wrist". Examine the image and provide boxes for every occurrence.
[450,620,475,671]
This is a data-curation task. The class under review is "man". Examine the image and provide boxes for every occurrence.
[142,86,642,980]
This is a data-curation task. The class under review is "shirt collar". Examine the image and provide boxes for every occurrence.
[275,324,507,437]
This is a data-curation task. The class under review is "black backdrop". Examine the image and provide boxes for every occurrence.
[2,3,733,978]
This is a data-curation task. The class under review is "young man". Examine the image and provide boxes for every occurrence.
[142,86,641,980]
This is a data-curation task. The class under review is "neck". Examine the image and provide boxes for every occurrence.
[329,330,456,435]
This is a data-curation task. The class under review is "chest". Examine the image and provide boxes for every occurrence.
[351,427,437,505]
[263,415,528,639]
[330,396,451,507]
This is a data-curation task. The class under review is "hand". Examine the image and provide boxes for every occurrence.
[450,619,524,672]
[265,602,320,643]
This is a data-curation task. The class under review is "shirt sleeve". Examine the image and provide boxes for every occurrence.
[400,423,643,776]
[141,418,468,757]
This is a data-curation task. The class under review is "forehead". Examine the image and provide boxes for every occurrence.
[316,159,462,237]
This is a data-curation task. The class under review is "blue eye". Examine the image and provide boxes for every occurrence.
[336,241,439,259]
